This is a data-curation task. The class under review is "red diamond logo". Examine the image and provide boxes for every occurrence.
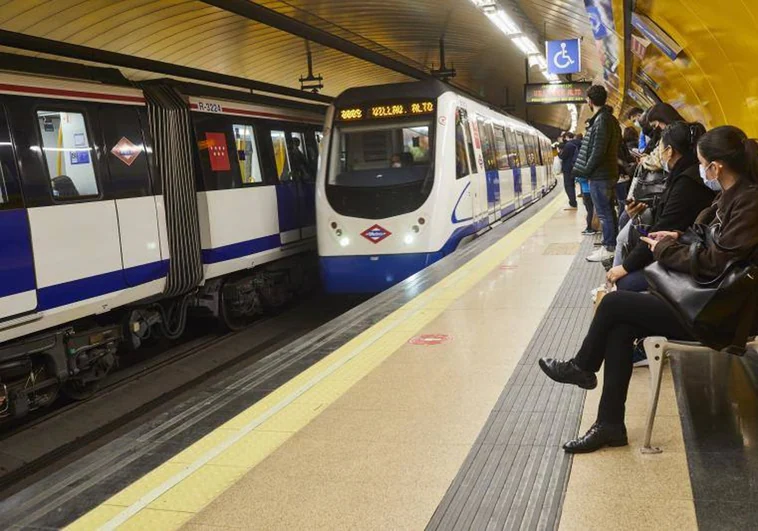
[361,224,392,244]
[110,137,142,166]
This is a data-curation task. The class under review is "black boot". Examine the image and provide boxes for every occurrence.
[538,358,597,390]
[563,422,628,453]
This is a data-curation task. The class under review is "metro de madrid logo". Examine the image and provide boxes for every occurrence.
[361,224,392,244]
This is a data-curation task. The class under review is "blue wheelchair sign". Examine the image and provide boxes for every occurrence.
[546,39,581,75]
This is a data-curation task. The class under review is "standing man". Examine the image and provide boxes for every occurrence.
[559,132,582,209]
[572,85,622,262]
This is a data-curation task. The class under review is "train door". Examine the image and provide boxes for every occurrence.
[477,119,500,224]
[98,104,163,287]
[270,129,302,244]
[12,99,126,313]
[516,132,529,203]
[527,134,538,195]
[0,105,38,321]
[290,129,317,239]
[467,113,488,227]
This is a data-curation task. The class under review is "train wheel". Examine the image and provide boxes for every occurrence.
[219,278,263,331]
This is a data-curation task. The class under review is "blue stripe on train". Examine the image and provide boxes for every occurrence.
[37,260,169,311]
[201,234,282,264]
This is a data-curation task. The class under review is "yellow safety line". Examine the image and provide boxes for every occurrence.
[67,196,563,531]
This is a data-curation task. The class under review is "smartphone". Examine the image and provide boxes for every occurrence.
[637,226,650,236]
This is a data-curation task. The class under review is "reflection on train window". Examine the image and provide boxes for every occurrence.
[270,130,291,181]
[458,108,477,173]
[329,121,432,187]
[37,110,98,199]
[0,163,7,205]
[493,125,510,170]
[455,109,470,179]
[233,124,263,184]
[315,131,323,145]
[516,132,528,168]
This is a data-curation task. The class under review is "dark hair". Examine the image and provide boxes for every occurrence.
[626,107,643,120]
[646,103,685,126]
[623,127,638,144]
[564,132,575,140]
[661,121,706,157]
[587,85,608,107]
[698,125,758,184]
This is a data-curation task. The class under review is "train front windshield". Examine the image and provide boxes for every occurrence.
[326,119,434,219]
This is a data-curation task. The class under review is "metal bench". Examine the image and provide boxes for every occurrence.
[641,336,758,454]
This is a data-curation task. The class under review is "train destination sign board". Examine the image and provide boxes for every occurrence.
[525,82,592,105]
[337,101,435,121]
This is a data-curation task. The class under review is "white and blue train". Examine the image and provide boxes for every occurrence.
[317,80,557,293]
[0,65,324,417]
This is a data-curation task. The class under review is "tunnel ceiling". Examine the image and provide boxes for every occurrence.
[0,0,603,130]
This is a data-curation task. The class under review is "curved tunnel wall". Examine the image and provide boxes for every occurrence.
[636,0,758,137]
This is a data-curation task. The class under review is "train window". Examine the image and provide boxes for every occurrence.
[100,105,151,199]
[458,108,477,174]
[270,130,292,181]
[328,120,432,187]
[289,131,313,181]
[476,118,496,171]
[493,125,509,170]
[455,109,470,179]
[516,132,528,168]
[233,124,263,184]
[505,128,519,168]
[36,110,99,199]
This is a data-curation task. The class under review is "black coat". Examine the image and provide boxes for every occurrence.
[572,105,622,181]
[558,138,581,174]
[623,156,716,272]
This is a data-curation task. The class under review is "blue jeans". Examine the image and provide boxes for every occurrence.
[614,215,632,267]
[589,179,617,249]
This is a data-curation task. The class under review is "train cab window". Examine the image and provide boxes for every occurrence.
[233,124,263,184]
[36,110,99,199]
[493,125,510,170]
[270,130,292,181]
[455,108,470,179]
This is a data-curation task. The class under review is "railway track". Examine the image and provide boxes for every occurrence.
[0,294,361,498]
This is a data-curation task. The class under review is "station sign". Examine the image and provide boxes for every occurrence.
[336,100,435,121]
[525,82,591,105]
[546,39,582,75]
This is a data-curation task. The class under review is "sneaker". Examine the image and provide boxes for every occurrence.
[581,228,598,235]
[586,247,614,262]
[632,343,649,368]
[565,204,578,210]
[601,256,614,271]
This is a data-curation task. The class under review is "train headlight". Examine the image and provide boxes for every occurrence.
[404,234,415,245]
[339,236,350,247]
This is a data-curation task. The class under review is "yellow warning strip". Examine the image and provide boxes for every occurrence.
[67,196,563,531]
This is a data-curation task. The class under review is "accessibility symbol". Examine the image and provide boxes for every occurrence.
[546,39,581,75]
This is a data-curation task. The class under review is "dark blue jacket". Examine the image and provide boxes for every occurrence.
[558,138,581,174]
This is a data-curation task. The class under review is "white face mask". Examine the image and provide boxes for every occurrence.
[700,164,722,192]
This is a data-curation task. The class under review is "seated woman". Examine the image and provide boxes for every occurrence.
[539,125,758,453]
[607,122,716,291]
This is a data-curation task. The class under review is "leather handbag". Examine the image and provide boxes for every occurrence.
[645,224,758,354]
[628,164,666,204]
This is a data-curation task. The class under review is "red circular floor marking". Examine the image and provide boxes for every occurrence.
[409,334,452,346]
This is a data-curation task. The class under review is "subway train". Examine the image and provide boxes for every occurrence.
[317,80,557,293]
[0,63,324,418]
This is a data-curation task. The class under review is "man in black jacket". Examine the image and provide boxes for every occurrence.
[559,133,582,209]
[572,85,622,262]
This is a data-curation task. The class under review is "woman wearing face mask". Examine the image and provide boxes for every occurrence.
[606,122,715,291]
[539,125,758,453]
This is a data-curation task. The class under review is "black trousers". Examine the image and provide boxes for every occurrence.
[573,291,693,424]
[563,171,577,207]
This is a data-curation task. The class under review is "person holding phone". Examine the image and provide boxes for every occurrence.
[539,125,758,453]
[606,122,716,291]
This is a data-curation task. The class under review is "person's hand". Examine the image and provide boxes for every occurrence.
[640,236,659,251]
[648,231,679,241]
[625,201,647,217]
[607,265,628,284]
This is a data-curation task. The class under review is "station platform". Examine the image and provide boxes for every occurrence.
[2,191,756,531]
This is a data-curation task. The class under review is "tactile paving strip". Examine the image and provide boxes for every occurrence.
[427,235,605,531]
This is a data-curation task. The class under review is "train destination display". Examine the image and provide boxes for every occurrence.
[337,101,435,121]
